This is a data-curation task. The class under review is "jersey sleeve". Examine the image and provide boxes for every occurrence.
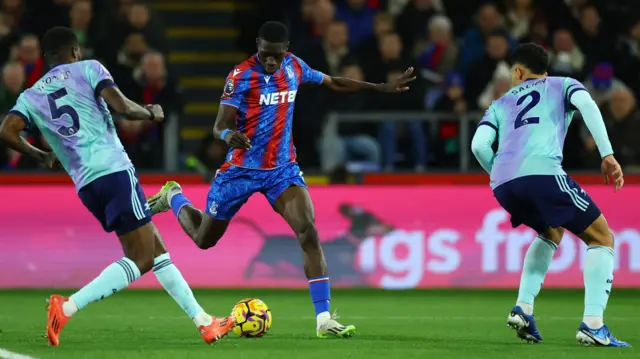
[9,93,33,131]
[477,103,499,131]
[563,77,587,107]
[220,70,247,109]
[293,56,324,85]
[84,60,116,96]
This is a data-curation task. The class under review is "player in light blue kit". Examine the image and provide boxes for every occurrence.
[0,27,234,346]
[471,43,629,347]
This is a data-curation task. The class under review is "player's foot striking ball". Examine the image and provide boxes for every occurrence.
[0,26,233,347]
[471,43,629,347]
[148,20,415,337]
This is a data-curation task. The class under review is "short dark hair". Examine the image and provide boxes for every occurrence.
[258,21,289,43]
[42,26,78,57]
[509,43,549,75]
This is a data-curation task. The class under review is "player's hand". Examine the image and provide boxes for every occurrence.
[601,155,624,192]
[145,104,164,123]
[43,152,62,171]
[378,67,417,93]
[224,131,252,150]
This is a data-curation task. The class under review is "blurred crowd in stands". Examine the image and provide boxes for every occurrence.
[2,0,640,174]
[0,0,182,170]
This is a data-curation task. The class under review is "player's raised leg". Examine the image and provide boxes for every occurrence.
[507,226,563,343]
[270,175,355,338]
[574,215,630,347]
[148,180,231,248]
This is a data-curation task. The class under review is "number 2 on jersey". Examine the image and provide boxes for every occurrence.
[47,88,80,136]
[514,90,540,129]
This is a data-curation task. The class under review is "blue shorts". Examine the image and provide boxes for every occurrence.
[206,162,307,220]
[493,174,601,234]
[78,168,151,235]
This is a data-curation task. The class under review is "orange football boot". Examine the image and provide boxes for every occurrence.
[46,294,71,346]
[199,315,236,344]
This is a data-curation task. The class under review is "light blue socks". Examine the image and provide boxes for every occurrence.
[583,246,614,328]
[152,253,205,319]
[70,257,141,311]
[516,236,558,314]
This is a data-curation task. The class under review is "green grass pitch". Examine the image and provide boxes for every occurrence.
[0,289,637,359]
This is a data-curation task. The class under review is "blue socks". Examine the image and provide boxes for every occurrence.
[170,193,192,217]
[153,253,204,319]
[309,276,331,315]
[516,236,558,314]
[70,257,141,311]
[583,246,614,322]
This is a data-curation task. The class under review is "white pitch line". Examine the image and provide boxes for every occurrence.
[0,348,38,359]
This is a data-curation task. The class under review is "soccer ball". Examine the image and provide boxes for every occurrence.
[231,298,272,337]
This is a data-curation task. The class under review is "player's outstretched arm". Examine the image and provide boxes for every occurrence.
[0,114,49,164]
[321,67,416,93]
[100,86,163,122]
[570,89,623,190]
[214,104,251,149]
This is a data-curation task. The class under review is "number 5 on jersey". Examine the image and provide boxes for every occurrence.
[48,88,80,136]
[515,90,541,129]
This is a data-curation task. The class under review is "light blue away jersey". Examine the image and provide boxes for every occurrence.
[479,76,584,188]
[9,60,132,191]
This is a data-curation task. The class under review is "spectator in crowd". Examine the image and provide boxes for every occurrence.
[602,88,640,169]
[297,0,335,50]
[377,62,427,171]
[0,0,23,29]
[118,51,181,169]
[583,62,630,107]
[111,32,149,91]
[433,72,467,167]
[0,61,24,116]
[303,20,352,76]
[458,3,508,74]
[614,17,640,96]
[548,28,585,77]
[413,14,457,84]
[17,34,44,87]
[396,0,441,52]
[67,0,98,59]
[123,3,168,54]
[518,13,549,48]
[365,31,405,83]
[320,62,381,173]
[504,0,537,41]
[465,29,511,109]
[0,9,20,65]
[336,0,375,47]
[358,12,394,69]
[574,4,613,70]
[477,62,511,111]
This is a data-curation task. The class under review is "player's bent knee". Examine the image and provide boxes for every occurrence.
[578,215,614,248]
[296,221,320,249]
[541,227,564,245]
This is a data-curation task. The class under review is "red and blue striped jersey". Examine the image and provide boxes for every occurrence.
[219,53,324,169]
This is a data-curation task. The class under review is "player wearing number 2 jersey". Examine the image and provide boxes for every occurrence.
[471,43,629,347]
[0,27,235,346]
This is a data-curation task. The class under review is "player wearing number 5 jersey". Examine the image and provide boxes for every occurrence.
[0,27,234,346]
[471,43,629,347]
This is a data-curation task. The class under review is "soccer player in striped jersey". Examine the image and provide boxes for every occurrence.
[148,21,416,338]
[0,27,234,346]
[471,43,629,347]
